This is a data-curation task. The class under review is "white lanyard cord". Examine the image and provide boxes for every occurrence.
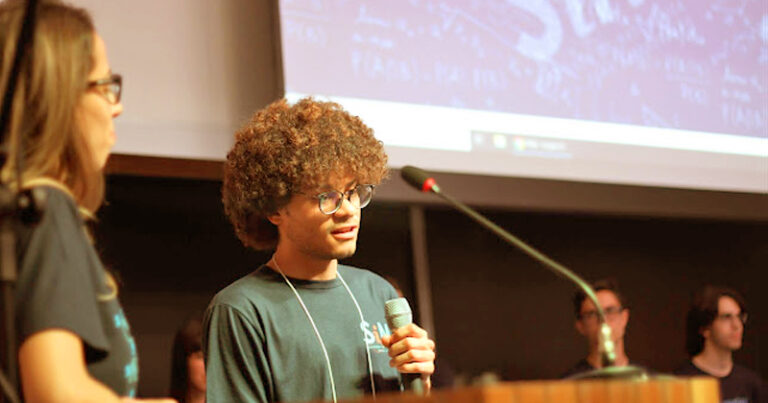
[271,259,338,403]
[270,258,377,402]
[337,272,377,400]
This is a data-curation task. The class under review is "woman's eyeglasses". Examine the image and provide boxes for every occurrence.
[87,74,122,104]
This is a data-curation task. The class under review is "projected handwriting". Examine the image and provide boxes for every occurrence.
[350,50,418,83]
[641,104,671,127]
[356,4,390,28]
[283,19,327,46]
[722,104,766,132]
[721,66,767,131]
[635,3,705,45]
[680,83,708,105]
[281,0,768,138]
[506,0,562,61]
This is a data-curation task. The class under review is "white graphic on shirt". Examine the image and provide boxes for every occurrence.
[113,310,139,397]
[360,320,391,353]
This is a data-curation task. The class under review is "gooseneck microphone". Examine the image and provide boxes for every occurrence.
[401,167,439,193]
[400,166,646,379]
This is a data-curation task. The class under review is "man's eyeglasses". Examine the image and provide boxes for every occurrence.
[87,73,122,104]
[579,306,624,321]
[715,312,748,325]
[314,184,375,215]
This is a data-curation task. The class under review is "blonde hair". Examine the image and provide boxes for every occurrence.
[0,0,104,214]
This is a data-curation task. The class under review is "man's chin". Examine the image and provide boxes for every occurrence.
[331,245,357,260]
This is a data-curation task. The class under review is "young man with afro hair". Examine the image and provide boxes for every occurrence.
[203,98,436,402]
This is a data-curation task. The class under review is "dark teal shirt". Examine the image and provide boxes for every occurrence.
[203,264,402,402]
[15,187,139,397]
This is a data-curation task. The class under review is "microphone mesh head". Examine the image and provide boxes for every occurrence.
[385,297,412,330]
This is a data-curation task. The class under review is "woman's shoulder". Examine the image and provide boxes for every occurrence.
[20,180,81,220]
[34,185,84,230]
[14,182,90,259]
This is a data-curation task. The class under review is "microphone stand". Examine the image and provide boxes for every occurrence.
[0,0,43,402]
[401,166,647,379]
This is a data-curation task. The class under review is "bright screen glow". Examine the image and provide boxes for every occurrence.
[279,0,768,193]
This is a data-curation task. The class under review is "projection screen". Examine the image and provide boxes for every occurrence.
[278,0,768,194]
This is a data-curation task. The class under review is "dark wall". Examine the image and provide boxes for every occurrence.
[425,208,767,380]
[97,175,768,397]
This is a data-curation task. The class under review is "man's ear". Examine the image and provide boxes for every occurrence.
[267,210,282,226]
[575,319,586,336]
[700,325,711,340]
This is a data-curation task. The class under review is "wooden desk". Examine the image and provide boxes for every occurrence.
[334,377,718,403]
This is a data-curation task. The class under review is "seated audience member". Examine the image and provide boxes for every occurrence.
[170,316,206,403]
[561,279,634,378]
[675,286,766,403]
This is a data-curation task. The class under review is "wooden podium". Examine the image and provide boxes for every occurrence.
[336,377,719,403]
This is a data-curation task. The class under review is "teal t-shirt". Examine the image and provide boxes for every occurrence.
[203,264,402,402]
[15,186,139,397]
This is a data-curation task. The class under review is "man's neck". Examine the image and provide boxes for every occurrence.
[271,248,337,281]
[587,338,629,369]
[692,346,733,377]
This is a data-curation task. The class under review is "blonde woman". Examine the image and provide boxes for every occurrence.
[0,1,173,401]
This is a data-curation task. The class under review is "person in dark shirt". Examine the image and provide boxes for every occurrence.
[204,97,436,402]
[169,315,206,403]
[561,279,635,378]
[0,1,172,401]
[675,286,766,403]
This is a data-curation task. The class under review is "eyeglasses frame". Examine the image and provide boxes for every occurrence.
[87,73,122,104]
[313,184,375,215]
[579,306,625,321]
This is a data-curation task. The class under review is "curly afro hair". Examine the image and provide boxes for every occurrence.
[222,97,389,250]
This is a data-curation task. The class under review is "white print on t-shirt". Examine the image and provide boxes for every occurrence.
[113,309,139,397]
[360,320,391,352]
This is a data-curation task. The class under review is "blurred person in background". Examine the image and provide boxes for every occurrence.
[170,316,205,403]
[675,286,766,403]
[561,279,635,378]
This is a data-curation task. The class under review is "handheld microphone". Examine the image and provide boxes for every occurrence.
[385,298,412,330]
[384,298,427,392]
[400,166,647,379]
